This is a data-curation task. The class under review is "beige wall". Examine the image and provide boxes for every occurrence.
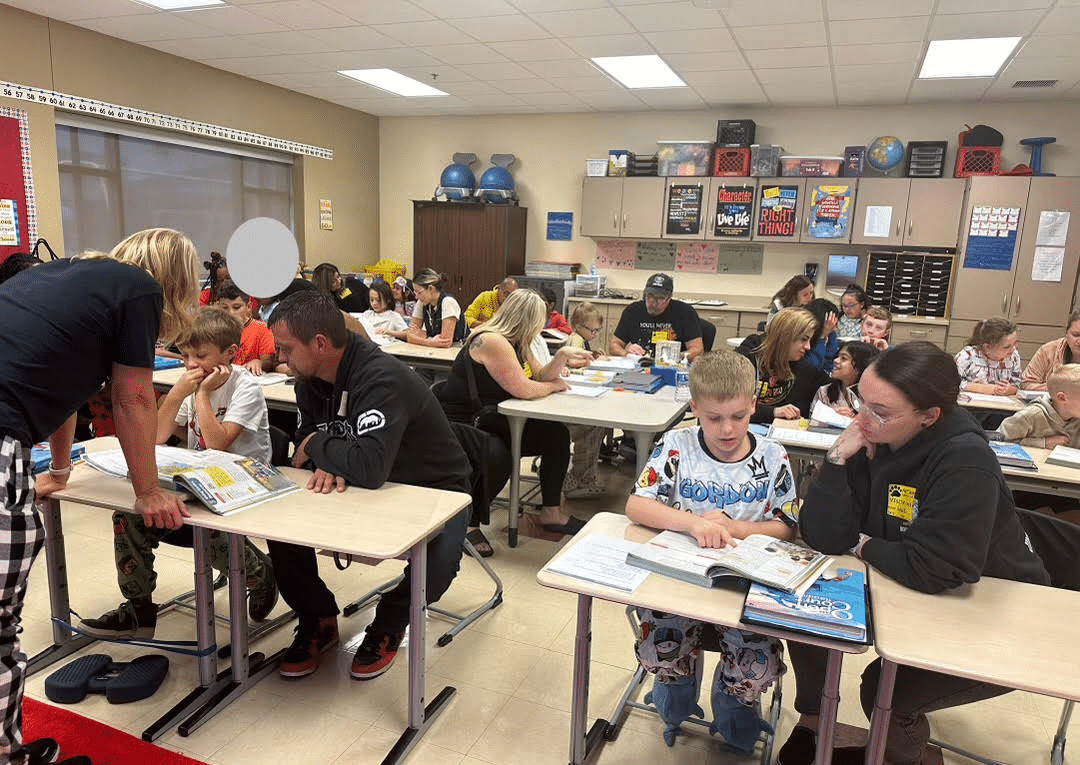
[0,4,379,271]
[380,102,1080,299]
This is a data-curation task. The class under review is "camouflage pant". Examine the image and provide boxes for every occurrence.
[111,511,270,602]
[565,425,606,486]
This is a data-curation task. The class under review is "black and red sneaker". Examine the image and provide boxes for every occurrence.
[350,628,405,680]
[278,616,339,678]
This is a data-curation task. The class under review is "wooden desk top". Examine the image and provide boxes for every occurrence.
[538,513,867,654]
[379,342,461,365]
[153,367,297,408]
[868,571,1080,701]
[57,438,470,560]
[498,386,689,431]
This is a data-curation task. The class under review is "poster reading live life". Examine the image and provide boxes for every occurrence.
[714,185,753,238]
[665,183,703,236]
[757,184,799,237]
[0,107,36,261]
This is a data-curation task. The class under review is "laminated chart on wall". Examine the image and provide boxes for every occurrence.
[665,184,703,236]
[676,242,719,273]
[594,240,635,270]
[807,184,852,239]
[1032,210,1071,282]
[963,206,1021,271]
[714,185,754,238]
[635,241,677,271]
[717,243,764,275]
[757,184,799,238]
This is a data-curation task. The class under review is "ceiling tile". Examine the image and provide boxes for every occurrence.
[836,82,910,105]
[180,6,287,35]
[519,58,601,79]
[421,43,508,65]
[507,0,609,11]
[410,0,521,18]
[732,23,827,50]
[1036,5,1080,32]
[825,0,934,21]
[680,69,753,89]
[1020,34,1080,57]
[831,41,922,66]
[517,91,591,108]
[530,8,638,37]
[303,26,401,51]
[1001,54,1080,80]
[228,30,329,55]
[547,72,628,92]
[765,89,838,107]
[488,37,577,61]
[301,48,443,70]
[833,63,917,83]
[644,27,736,54]
[440,80,502,96]
[374,20,476,46]
[929,10,1044,39]
[202,54,324,76]
[664,50,747,72]
[936,0,1051,12]
[744,47,829,70]
[2,0,155,21]
[240,1,356,30]
[907,78,993,102]
[491,77,563,93]
[572,90,647,109]
[631,87,706,109]
[456,61,537,79]
[828,16,930,44]
[315,0,434,24]
[397,65,476,84]
[722,1,823,26]
[754,66,833,87]
[259,71,343,89]
[449,13,552,41]
[696,80,769,106]
[561,33,653,58]
[151,35,274,60]
[616,2,726,32]
[76,13,217,43]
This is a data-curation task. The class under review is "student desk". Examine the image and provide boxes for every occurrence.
[379,341,460,372]
[32,438,471,763]
[498,387,689,546]
[864,571,1080,765]
[152,367,297,412]
[537,513,868,765]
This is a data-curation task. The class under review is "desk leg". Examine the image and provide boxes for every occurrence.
[864,659,897,765]
[506,415,525,548]
[813,649,844,765]
[382,538,456,765]
[27,497,93,676]
[631,431,655,479]
[568,594,594,765]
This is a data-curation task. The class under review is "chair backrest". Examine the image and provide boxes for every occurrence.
[268,425,292,467]
[448,420,512,519]
[1016,508,1080,591]
[699,318,717,351]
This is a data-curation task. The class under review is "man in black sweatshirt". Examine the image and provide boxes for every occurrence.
[268,291,471,680]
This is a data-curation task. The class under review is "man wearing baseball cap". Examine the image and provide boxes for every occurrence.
[610,273,704,361]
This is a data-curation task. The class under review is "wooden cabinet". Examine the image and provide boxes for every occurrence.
[851,178,965,248]
[413,201,526,306]
[890,318,948,346]
[580,177,665,239]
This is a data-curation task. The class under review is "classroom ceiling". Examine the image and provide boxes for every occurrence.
[8,0,1080,116]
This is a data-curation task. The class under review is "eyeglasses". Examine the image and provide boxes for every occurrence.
[841,301,860,309]
[582,325,603,334]
[856,402,914,427]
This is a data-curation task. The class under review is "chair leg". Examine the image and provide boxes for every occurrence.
[1052,700,1072,765]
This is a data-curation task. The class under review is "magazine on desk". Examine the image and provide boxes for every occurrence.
[741,566,871,644]
[626,530,832,595]
[83,446,299,515]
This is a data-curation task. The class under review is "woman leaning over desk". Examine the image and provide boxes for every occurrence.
[737,307,828,424]
[775,342,1049,765]
[0,228,198,760]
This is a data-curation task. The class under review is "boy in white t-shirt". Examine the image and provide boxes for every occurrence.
[627,350,799,752]
[80,307,278,639]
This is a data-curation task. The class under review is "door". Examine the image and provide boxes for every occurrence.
[1010,177,1080,327]
[619,177,666,239]
[850,178,909,246]
[904,179,966,249]
[752,178,805,242]
[580,177,624,237]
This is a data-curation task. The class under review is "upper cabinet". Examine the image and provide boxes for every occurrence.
[580,177,665,239]
[851,178,965,248]
[751,178,806,243]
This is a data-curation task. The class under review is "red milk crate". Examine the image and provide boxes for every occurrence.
[954,146,1001,177]
[712,147,751,176]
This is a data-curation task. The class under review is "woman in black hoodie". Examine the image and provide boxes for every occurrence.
[776,342,1050,765]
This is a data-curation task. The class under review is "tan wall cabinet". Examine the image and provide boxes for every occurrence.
[580,177,665,239]
[851,178,966,249]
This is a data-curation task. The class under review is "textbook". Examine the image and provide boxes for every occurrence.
[988,440,1036,469]
[625,530,832,595]
[83,446,299,516]
[1045,444,1080,469]
[29,443,86,475]
[545,536,651,592]
[741,566,871,644]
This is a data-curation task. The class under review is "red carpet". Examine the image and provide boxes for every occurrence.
[23,697,209,765]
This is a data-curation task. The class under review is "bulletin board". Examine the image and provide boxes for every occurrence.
[0,106,36,261]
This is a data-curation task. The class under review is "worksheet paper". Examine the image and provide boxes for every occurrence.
[862,206,892,238]
[1036,210,1070,247]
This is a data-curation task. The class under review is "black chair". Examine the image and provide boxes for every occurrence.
[268,425,291,467]
[699,318,717,352]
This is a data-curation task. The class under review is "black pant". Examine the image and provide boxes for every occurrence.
[476,411,570,507]
[266,507,469,633]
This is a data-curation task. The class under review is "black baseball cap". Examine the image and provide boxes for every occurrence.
[644,273,673,298]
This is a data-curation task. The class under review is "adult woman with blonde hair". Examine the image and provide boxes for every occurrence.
[439,290,594,544]
[737,307,829,423]
[0,227,198,760]
[408,267,464,347]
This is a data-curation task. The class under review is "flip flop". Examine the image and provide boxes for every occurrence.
[540,515,587,536]
[465,528,494,558]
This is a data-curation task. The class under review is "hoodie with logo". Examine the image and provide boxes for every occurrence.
[294,334,470,493]
[800,406,1048,593]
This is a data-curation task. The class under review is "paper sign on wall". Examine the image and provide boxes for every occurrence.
[676,242,719,273]
[1037,210,1070,247]
[1033,246,1065,282]
[594,240,635,270]
[635,241,677,271]
[863,206,893,238]
[0,199,19,246]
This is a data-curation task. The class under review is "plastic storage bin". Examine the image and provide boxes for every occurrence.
[750,144,784,177]
[586,159,608,176]
[608,149,630,177]
[657,141,713,176]
[575,274,607,297]
[779,156,844,177]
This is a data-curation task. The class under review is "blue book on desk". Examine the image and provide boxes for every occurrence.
[742,567,871,644]
[29,443,86,475]
[988,440,1036,469]
[154,356,184,370]
[605,370,665,393]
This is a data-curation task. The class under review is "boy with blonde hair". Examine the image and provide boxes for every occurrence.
[861,306,892,351]
[998,364,1080,448]
[627,350,798,752]
[80,307,278,639]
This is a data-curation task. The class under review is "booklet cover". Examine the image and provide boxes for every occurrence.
[84,446,299,516]
[988,440,1036,469]
[626,530,831,594]
[741,567,871,644]
[1045,444,1080,469]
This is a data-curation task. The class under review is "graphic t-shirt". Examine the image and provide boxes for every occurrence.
[176,365,271,462]
[613,299,701,357]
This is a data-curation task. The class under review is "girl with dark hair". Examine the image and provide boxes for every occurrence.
[812,341,878,417]
[765,274,814,325]
[837,283,870,338]
[775,341,1049,765]
[311,262,369,313]
[954,317,1021,395]
[1021,309,1080,391]
[198,251,229,305]
[362,280,408,336]
[803,297,841,373]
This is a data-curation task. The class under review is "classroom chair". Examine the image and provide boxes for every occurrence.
[699,317,717,352]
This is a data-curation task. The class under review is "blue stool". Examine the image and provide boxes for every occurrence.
[1021,137,1056,176]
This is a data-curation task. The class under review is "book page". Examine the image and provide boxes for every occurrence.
[546,536,650,592]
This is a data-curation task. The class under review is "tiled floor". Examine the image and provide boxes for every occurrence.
[19,456,1077,764]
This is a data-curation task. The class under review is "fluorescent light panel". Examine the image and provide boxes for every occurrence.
[135,0,224,9]
[338,69,448,97]
[919,37,1021,79]
[590,55,686,89]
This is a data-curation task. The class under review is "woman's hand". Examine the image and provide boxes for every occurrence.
[774,404,801,420]
[827,421,874,464]
[548,378,571,394]
[557,347,594,369]
[429,334,452,348]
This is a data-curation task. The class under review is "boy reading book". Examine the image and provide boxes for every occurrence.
[80,307,278,639]
[625,349,799,753]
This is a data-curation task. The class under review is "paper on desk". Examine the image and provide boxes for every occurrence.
[590,355,642,371]
[349,313,395,345]
[767,425,838,449]
[545,536,650,592]
[251,372,291,386]
[810,399,853,429]
[960,392,1019,406]
[561,384,610,398]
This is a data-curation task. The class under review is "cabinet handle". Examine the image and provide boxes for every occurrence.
[910,329,928,338]
[1015,295,1021,316]
[623,214,628,230]
[1002,293,1008,313]
[895,220,901,237]
[908,220,913,237]
[613,212,618,230]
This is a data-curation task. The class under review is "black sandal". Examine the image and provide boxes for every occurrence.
[540,515,587,536]
[465,528,494,558]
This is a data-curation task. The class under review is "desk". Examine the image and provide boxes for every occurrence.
[537,513,867,765]
[379,341,460,372]
[498,387,689,546]
[864,572,1080,765]
[957,392,1026,413]
[152,367,297,412]
[34,438,471,763]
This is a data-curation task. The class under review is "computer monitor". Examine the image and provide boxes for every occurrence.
[825,254,859,295]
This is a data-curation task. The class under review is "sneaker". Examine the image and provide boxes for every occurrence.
[12,737,59,765]
[278,616,339,678]
[350,628,405,680]
[246,554,279,623]
[78,600,157,639]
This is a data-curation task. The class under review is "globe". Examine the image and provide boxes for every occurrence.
[866,136,905,173]
[479,166,515,203]
[439,163,476,200]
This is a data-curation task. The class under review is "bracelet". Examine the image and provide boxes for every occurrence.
[48,462,72,478]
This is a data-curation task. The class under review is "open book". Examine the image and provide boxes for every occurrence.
[742,566,871,643]
[626,530,832,595]
[84,446,299,515]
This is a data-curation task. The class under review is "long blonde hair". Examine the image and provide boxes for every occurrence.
[109,228,199,343]
[757,307,816,381]
[472,288,546,358]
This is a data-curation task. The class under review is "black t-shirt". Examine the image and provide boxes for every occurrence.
[0,258,162,444]
[612,299,701,356]
[335,277,369,313]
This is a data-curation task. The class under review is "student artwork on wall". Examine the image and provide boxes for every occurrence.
[635,241,677,271]
[0,106,36,259]
[714,185,754,238]
[807,184,853,239]
[757,184,799,238]
[963,205,1021,271]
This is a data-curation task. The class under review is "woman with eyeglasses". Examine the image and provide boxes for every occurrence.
[775,341,1050,765]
